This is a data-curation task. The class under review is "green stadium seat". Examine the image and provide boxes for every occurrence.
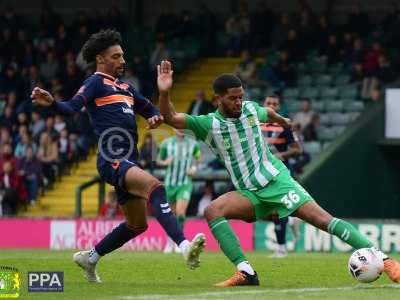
[312,101,325,113]
[300,87,319,99]
[345,101,364,112]
[287,100,302,113]
[348,112,361,121]
[320,87,339,98]
[332,125,346,135]
[334,74,351,85]
[338,85,359,98]
[298,75,313,87]
[329,113,350,126]
[318,126,337,141]
[328,63,344,76]
[325,100,344,112]
[303,141,321,158]
[322,141,331,149]
[314,75,332,86]
[283,88,299,98]
[319,113,331,126]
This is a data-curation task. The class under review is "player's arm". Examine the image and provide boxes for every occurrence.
[133,90,164,129]
[157,60,187,129]
[31,87,85,114]
[266,107,292,129]
[156,140,173,166]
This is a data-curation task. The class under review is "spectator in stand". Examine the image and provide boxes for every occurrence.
[321,34,341,65]
[149,38,170,71]
[122,67,140,91]
[39,51,59,83]
[0,161,27,215]
[282,29,304,62]
[303,114,320,142]
[274,50,297,87]
[0,143,17,174]
[235,50,257,86]
[15,132,37,158]
[98,191,124,219]
[30,110,46,142]
[0,92,6,115]
[293,98,315,131]
[37,131,58,187]
[367,86,382,104]
[1,105,15,131]
[17,146,41,205]
[0,127,12,145]
[42,115,59,141]
[197,181,215,217]
[376,55,396,83]
[58,128,70,173]
[54,115,66,133]
[187,89,214,116]
[139,133,158,171]
[270,13,291,48]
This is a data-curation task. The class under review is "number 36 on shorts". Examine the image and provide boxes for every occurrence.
[280,190,300,209]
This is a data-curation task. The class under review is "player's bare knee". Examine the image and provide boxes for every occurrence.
[126,221,148,235]
[204,203,223,221]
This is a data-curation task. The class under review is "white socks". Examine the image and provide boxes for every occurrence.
[88,248,101,264]
[178,239,190,252]
[237,261,255,275]
[278,244,287,252]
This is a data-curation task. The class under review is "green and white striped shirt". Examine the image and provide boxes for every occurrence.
[158,136,201,187]
[185,101,286,191]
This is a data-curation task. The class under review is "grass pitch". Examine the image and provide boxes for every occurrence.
[1,250,399,300]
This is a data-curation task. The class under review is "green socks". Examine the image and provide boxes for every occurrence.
[208,217,247,265]
[328,218,374,249]
[177,215,185,229]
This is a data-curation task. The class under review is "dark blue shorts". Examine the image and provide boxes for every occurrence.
[97,156,137,205]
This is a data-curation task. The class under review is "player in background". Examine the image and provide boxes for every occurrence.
[261,95,302,258]
[31,30,205,283]
[156,60,400,287]
[157,130,201,253]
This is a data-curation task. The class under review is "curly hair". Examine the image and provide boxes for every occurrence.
[81,29,122,64]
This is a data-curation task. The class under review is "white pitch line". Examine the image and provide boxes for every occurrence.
[119,284,400,300]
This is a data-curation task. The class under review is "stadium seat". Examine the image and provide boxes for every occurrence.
[325,100,344,112]
[348,112,361,121]
[328,63,344,76]
[283,88,299,98]
[300,87,319,99]
[334,74,351,85]
[332,125,346,135]
[303,141,321,159]
[312,101,325,113]
[286,100,302,113]
[314,74,332,87]
[338,85,359,98]
[319,87,339,98]
[329,112,350,126]
[319,113,331,126]
[298,75,313,87]
[345,101,364,112]
[318,126,337,141]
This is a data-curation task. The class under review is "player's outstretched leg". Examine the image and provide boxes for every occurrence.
[73,197,148,283]
[204,192,259,287]
[294,201,400,283]
[125,167,205,269]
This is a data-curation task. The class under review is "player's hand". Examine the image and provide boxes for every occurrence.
[157,60,173,93]
[187,166,197,177]
[165,156,173,166]
[31,87,54,106]
[147,115,164,129]
[281,118,292,129]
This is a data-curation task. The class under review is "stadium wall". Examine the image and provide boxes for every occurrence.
[299,102,400,218]
[1,218,399,253]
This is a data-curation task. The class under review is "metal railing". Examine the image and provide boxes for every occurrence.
[75,176,105,217]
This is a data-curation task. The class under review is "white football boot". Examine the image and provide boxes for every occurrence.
[182,233,206,269]
[73,250,101,283]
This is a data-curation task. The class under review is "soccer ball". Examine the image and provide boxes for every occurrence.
[348,248,384,283]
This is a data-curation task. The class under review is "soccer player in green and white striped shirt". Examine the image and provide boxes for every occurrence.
[156,60,400,287]
[158,130,201,252]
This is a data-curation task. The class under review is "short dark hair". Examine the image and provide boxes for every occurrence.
[81,29,122,64]
[213,74,242,95]
[267,94,281,102]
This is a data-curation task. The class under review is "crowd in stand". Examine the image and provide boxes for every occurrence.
[2,2,400,216]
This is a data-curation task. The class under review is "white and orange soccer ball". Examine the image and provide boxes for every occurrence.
[348,248,384,283]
